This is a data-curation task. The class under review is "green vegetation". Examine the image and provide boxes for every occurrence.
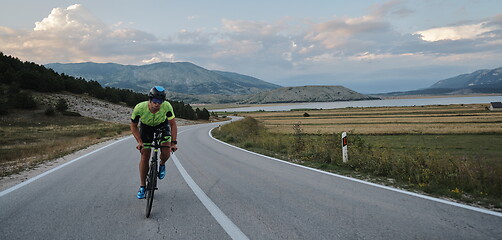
[212,116,502,210]
[363,135,502,162]
[195,107,211,120]
[0,52,209,120]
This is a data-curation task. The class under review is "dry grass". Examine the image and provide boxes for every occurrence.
[0,109,129,177]
[242,104,502,135]
[266,123,502,134]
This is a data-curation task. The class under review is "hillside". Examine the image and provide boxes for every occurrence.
[45,62,281,95]
[380,66,502,97]
[430,67,502,89]
[241,86,379,104]
[31,92,196,126]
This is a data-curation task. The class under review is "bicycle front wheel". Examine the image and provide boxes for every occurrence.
[145,162,157,218]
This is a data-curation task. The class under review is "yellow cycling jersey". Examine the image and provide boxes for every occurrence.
[131,101,175,126]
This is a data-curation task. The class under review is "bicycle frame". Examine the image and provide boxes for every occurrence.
[145,128,167,218]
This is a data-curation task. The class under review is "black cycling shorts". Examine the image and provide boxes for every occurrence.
[140,121,171,149]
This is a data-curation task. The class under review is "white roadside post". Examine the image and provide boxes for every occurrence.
[342,132,348,163]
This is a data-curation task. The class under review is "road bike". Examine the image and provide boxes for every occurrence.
[145,127,169,218]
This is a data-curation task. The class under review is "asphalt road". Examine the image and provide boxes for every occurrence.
[1,120,501,239]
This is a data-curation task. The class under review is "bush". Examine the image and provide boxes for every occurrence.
[9,91,37,109]
[56,98,68,112]
[0,97,8,115]
[62,111,81,117]
[45,106,56,116]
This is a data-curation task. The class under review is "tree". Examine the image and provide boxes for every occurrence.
[199,108,210,120]
[0,85,8,115]
[56,98,69,112]
[9,91,37,109]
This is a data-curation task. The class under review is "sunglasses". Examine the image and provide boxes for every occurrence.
[151,98,164,104]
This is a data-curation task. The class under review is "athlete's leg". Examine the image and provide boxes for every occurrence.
[160,142,171,165]
[139,123,154,187]
[159,123,172,166]
[139,148,151,186]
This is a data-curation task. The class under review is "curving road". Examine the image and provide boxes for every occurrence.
[1,120,501,239]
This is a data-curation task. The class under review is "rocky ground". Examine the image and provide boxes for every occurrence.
[35,92,196,126]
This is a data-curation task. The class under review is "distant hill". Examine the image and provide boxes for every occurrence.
[45,62,281,95]
[241,86,379,104]
[45,62,377,104]
[380,66,502,97]
[430,67,502,89]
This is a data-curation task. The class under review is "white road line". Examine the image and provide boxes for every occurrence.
[208,128,502,218]
[0,136,132,198]
[171,154,249,240]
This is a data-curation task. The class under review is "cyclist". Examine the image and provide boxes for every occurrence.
[130,86,178,199]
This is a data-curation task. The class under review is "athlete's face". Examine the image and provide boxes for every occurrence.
[149,98,163,111]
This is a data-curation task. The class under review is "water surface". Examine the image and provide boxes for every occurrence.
[214,96,502,112]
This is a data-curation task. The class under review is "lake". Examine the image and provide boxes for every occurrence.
[214,95,502,112]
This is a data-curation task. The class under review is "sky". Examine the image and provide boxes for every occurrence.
[1,0,501,93]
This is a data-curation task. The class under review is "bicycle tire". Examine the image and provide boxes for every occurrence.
[145,162,157,218]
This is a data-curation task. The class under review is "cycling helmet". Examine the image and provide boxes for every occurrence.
[148,86,166,100]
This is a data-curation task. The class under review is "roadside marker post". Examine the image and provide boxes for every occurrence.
[342,132,348,163]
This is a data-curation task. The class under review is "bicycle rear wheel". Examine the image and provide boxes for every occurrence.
[145,162,157,218]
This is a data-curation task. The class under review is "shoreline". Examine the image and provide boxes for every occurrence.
[374,93,501,100]
[201,94,502,111]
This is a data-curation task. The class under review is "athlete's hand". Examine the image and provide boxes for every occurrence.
[171,144,178,152]
[136,142,144,151]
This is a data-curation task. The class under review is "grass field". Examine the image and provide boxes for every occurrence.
[0,109,129,177]
[213,104,502,209]
[239,104,502,162]
[241,104,502,134]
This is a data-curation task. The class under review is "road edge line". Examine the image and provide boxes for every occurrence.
[0,136,132,198]
[208,127,502,218]
[171,153,250,240]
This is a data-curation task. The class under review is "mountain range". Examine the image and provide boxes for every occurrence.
[381,66,502,96]
[46,62,500,104]
[45,62,377,104]
[45,62,280,96]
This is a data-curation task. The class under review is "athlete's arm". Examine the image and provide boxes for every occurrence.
[168,118,178,151]
[130,121,143,150]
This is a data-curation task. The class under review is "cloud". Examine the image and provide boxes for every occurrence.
[369,0,413,18]
[187,15,200,21]
[0,4,165,64]
[221,18,288,36]
[415,22,498,42]
[1,2,502,93]
[34,4,105,32]
[304,16,390,49]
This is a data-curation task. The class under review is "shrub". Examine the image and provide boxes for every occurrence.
[45,106,56,116]
[62,111,81,117]
[10,91,37,109]
[56,98,69,112]
[0,98,8,115]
